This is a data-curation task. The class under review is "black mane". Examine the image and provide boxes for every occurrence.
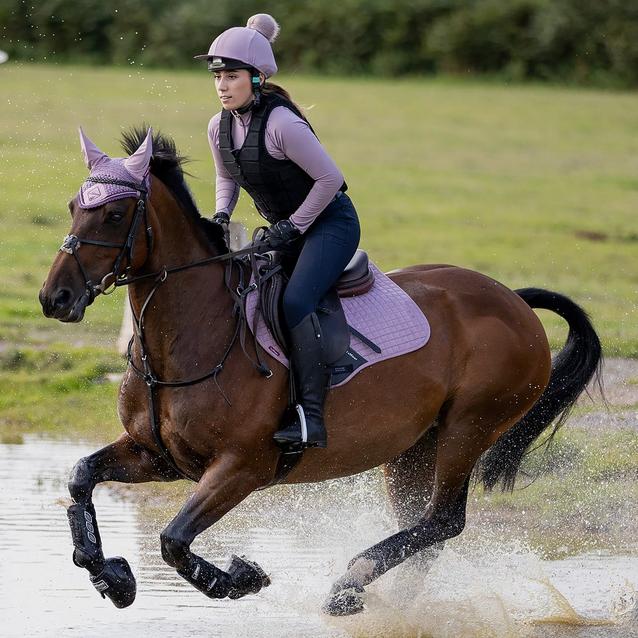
[120,125,227,254]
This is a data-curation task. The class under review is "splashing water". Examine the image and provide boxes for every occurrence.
[0,435,636,638]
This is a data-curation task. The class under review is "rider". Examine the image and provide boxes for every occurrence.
[196,14,360,449]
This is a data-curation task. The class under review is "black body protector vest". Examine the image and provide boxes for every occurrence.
[218,93,347,225]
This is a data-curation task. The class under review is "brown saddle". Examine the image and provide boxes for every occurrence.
[335,250,375,297]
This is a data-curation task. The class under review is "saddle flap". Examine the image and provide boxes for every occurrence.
[257,254,288,353]
[317,290,350,365]
[246,261,431,389]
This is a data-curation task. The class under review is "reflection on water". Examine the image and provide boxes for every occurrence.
[0,436,636,638]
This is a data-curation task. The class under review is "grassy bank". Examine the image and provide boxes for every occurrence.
[1,63,637,354]
[0,346,123,442]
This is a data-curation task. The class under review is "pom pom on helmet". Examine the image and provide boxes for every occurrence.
[246,14,280,43]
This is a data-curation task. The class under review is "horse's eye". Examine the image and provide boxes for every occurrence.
[108,212,124,224]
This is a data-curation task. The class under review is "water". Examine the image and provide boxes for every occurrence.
[0,435,637,638]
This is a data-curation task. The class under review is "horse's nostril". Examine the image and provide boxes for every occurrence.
[53,288,73,309]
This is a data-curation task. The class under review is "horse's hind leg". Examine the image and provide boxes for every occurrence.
[67,432,180,608]
[159,455,271,601]
[383,427,445,574]
[324,409,502,616]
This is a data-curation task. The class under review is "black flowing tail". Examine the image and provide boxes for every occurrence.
[478,288,603,492]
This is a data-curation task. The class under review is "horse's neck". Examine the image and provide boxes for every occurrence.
[127,192,233,379]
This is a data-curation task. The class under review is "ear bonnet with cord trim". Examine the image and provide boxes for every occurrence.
[76,127,152,209]
[194,14,279,77]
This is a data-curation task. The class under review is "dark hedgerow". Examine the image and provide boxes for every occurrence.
[1,0,638,87]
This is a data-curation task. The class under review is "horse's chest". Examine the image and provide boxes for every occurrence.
[117,369,157,448]
[117,369,217,459]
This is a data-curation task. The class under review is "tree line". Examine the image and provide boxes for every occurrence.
[2,0,638,87]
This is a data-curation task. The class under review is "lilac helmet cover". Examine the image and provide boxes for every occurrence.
[194,15,280,78]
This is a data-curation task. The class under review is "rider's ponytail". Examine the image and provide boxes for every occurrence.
[261,82,307,120]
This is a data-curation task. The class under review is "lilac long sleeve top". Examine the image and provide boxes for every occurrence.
[208,106,344,233]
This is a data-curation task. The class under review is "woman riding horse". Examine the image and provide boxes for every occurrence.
[38,15,602,617]
[39,122,602,615]
[197,14,361,449]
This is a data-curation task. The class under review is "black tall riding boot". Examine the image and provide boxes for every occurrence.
[273,312,330,449]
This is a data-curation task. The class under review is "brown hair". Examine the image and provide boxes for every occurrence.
[262,81,306,120]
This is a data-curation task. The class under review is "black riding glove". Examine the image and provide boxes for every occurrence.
[212,211,230,227]
[262,219,301,251]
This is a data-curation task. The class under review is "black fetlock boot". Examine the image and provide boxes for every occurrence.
[273,312,330,449]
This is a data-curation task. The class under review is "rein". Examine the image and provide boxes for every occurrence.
[59,176,274,481]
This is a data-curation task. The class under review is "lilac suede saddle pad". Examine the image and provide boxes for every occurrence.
[245,262,431,387]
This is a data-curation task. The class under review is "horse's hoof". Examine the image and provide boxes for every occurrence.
[90,556,136,608]
[226,554,271,599]
[322,583,366,616]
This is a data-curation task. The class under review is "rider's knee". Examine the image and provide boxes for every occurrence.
[282,288,309,328]
[160,529,189,568]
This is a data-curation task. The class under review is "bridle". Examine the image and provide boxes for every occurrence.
[58,174,276,481]
[59,176,153,304]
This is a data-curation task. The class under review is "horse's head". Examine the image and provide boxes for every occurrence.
[39,128,154,322]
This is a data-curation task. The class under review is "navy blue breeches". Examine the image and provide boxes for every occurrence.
[282,193,361,329]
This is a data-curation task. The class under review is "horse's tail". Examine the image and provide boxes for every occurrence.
[478,287,604,492]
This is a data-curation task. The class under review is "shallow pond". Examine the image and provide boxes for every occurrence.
[1,435,636,637]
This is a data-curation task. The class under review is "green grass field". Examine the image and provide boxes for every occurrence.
[1,63,637,353]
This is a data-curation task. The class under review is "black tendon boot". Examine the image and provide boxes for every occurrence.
[274,313,330,449]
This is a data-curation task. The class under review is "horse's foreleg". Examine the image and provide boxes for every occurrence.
[67,432,180,608]
[159,456,270,600]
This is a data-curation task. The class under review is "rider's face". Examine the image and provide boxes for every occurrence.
[214,69,255,111]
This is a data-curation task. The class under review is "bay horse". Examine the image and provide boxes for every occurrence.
[39,128,602,615]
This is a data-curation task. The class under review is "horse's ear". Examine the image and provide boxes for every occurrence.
[123,128,153,183]
[79,127,109,170]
